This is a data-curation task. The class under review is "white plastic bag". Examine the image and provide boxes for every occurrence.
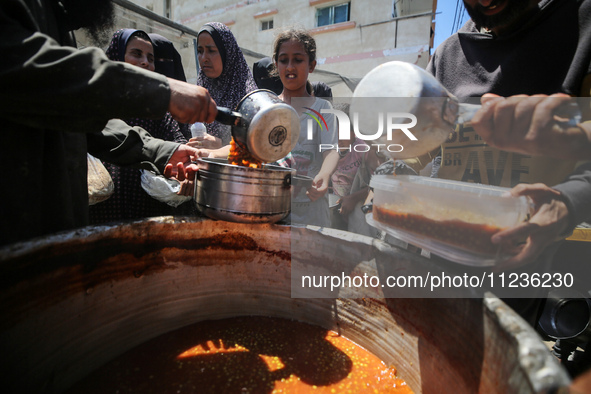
[87,153,114,205]
[140,170,191,207]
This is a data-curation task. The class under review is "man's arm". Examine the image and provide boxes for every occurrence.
[553,162,591,230]
[87,119,180,174]
[0,8,171,131]
[0,5,215,131]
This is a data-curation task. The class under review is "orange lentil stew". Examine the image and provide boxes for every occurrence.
[228,138,263,168]
[373,205,503,255]
[67,316,413,393]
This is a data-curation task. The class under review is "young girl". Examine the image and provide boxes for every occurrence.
[273,28,339,227]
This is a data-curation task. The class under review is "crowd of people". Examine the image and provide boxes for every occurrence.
[3,0,591,371]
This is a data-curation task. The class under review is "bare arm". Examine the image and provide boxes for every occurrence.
[307,150,340,201]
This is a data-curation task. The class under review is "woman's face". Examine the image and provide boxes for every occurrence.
[197,32,223,79]
[275,39,315,91]
[124,36,155,71]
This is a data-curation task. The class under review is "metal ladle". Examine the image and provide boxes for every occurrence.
[350,61,579,159]
[350,61,480,159]
[214,89,300,163]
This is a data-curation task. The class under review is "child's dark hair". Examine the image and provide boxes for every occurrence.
[272,28,317,66]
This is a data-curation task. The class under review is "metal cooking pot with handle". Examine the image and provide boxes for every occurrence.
[351,61,581,160]
[215,89,300,163]
[194,158,295,223]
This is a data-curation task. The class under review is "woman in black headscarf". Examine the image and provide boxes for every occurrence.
[149,33,191,139]
[253,56,283,95]
[89,29,191,224]
[149,33,187,82]
[194,22,257,148]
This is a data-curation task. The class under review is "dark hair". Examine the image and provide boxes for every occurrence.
[272,28,317,68]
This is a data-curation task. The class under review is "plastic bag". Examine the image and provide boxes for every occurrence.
[140,170,192,207]
[87,153,114,205]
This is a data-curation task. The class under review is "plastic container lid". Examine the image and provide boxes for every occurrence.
[368,175,533,266]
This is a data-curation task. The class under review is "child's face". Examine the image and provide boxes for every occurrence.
[276,39,316,91]
[124,36,155,71]
[197,32,223,79]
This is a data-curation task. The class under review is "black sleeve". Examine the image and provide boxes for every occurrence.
[87,119,180,174]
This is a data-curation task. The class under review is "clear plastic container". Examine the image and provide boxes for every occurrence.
[190,122,207,139]
[367,175,533,266]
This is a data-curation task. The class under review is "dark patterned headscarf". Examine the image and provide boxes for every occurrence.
[105,28,151,62]
[196,22,257,144]
[89,29,191,225]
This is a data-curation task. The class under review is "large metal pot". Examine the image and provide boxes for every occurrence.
[0,219,570,393]
[194,157,294,223]
[216,89,300,163]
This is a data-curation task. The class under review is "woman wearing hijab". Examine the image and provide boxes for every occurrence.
[149,33,191,140]
[253,56,283,95]
[149,33,187,82]
[193,22,257,148]
[89,29,191,224]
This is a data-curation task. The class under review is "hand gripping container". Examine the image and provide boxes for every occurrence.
[367,175,533,266]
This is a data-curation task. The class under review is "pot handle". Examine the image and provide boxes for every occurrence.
[291,174,314,189]
[216,107,243,127]
[283,173,291,188]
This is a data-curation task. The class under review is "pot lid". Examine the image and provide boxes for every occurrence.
[245,102,300,163]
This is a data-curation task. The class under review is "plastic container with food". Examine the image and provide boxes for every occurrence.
[367,175,533,266]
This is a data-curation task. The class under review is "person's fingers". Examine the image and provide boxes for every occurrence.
[315,182,328,193]
[176,163,186,182]
[509,182,562,200]
[529,95,575,140]
[493,231,548,271]
[178,180,187,196]
[487,97,519,147]
[177,180,194,197]
[471,96,503,141]
[181,145,199,159]
[480,93,502,104]
[511,96,546,140]
[205,97,218,124]
[184,164,199,181]
[306,187,322,202]
[164,163,174,178]
[492,221,536,245]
